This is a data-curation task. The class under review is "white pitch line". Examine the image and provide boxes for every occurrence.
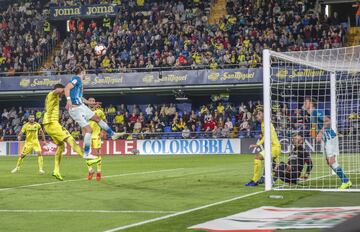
[0,168,184,192]
[0,209,177,214]
[103,190,265,232]
[274,167,360,190]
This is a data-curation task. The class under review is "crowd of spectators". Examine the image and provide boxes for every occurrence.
[0,2,58,75]
[48,0,347,74]
[1,99,358,141]
[0,100,265,141]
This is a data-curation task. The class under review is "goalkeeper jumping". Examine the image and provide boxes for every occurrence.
[245,110,281,186]
[303,97,352,189]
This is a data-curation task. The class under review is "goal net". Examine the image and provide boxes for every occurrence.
[263,46,360,191]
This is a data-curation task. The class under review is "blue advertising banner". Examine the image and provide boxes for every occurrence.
[50,4,120,20]
[0,68,263,91]
[137,139,241,155]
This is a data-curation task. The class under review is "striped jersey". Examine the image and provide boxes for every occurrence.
[310,109,336,141]
[69,76,83,105]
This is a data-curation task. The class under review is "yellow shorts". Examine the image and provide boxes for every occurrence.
[43,122,71,145]
[259,146,281,163]
[91,137,102,149]
[22,142,41,155]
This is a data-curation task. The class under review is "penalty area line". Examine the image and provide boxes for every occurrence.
[0,168,185,192]
[103,190,265,232]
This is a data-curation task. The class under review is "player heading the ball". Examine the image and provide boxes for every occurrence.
[43,84,101,181]
[64,66,123,159]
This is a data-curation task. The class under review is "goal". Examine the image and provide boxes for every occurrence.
[263,46,360,191]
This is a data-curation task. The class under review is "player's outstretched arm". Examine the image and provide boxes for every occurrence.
[64,83,74,110]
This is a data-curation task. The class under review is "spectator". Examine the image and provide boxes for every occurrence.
[114,111,124,125]
[182,125,190,139]
[129,112,138,125]
[145,104,154,118]
[225,117,233,130]
[133,118,142,133]
[107,104,116,114]
[35,110,42,121]
[353,1,360,26]
[221,123,230,138]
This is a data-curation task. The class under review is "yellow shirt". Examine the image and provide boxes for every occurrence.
[257,121,280,148]
[136,0,144,6]
[107,106,116,114]
[243,39,250,48]
[217,105,225,113]
[43,91,60,125]
[71,131,80,139]
[114,114,124,124]
[89,109,106,138]
[90,40,97,48]
[210,61,218,69]
[21,122,41,144]
[101,57,110,68]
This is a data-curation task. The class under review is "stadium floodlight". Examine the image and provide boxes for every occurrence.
[263,46,360,191]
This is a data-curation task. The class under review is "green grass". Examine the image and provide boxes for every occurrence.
[0,154,358,232]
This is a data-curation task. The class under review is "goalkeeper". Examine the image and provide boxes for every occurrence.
[274,133,313,184]
[303,97,351,189]
[245,110,281,186]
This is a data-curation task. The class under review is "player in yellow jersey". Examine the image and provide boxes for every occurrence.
[245,110,281,186]
[11,114,46,174]
[42,84,101,181]
[87,97,106,181]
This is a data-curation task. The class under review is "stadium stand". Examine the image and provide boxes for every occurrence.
[0,2,58,75]
[47,0,346,73]
[0,100,264,141]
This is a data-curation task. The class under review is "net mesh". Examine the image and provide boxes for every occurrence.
[267,46,360,190]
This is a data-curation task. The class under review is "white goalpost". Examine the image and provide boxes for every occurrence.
[263,46,360,191]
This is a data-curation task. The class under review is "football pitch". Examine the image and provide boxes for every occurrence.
[0,154,359,232]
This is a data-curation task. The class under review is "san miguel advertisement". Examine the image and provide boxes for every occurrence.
[50,4,120,20]
[0,69,263,91]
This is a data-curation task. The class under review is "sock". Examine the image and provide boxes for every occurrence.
[54,144,64,174]
[97,161,102,173]
[38,155,44,171]
[331,163,349,183]
[84,133,91,156]
[16,155,25,168]
[98,120,114,137]
[88,166,94,173]
[252,159,262,182]
[66,137,84,157]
